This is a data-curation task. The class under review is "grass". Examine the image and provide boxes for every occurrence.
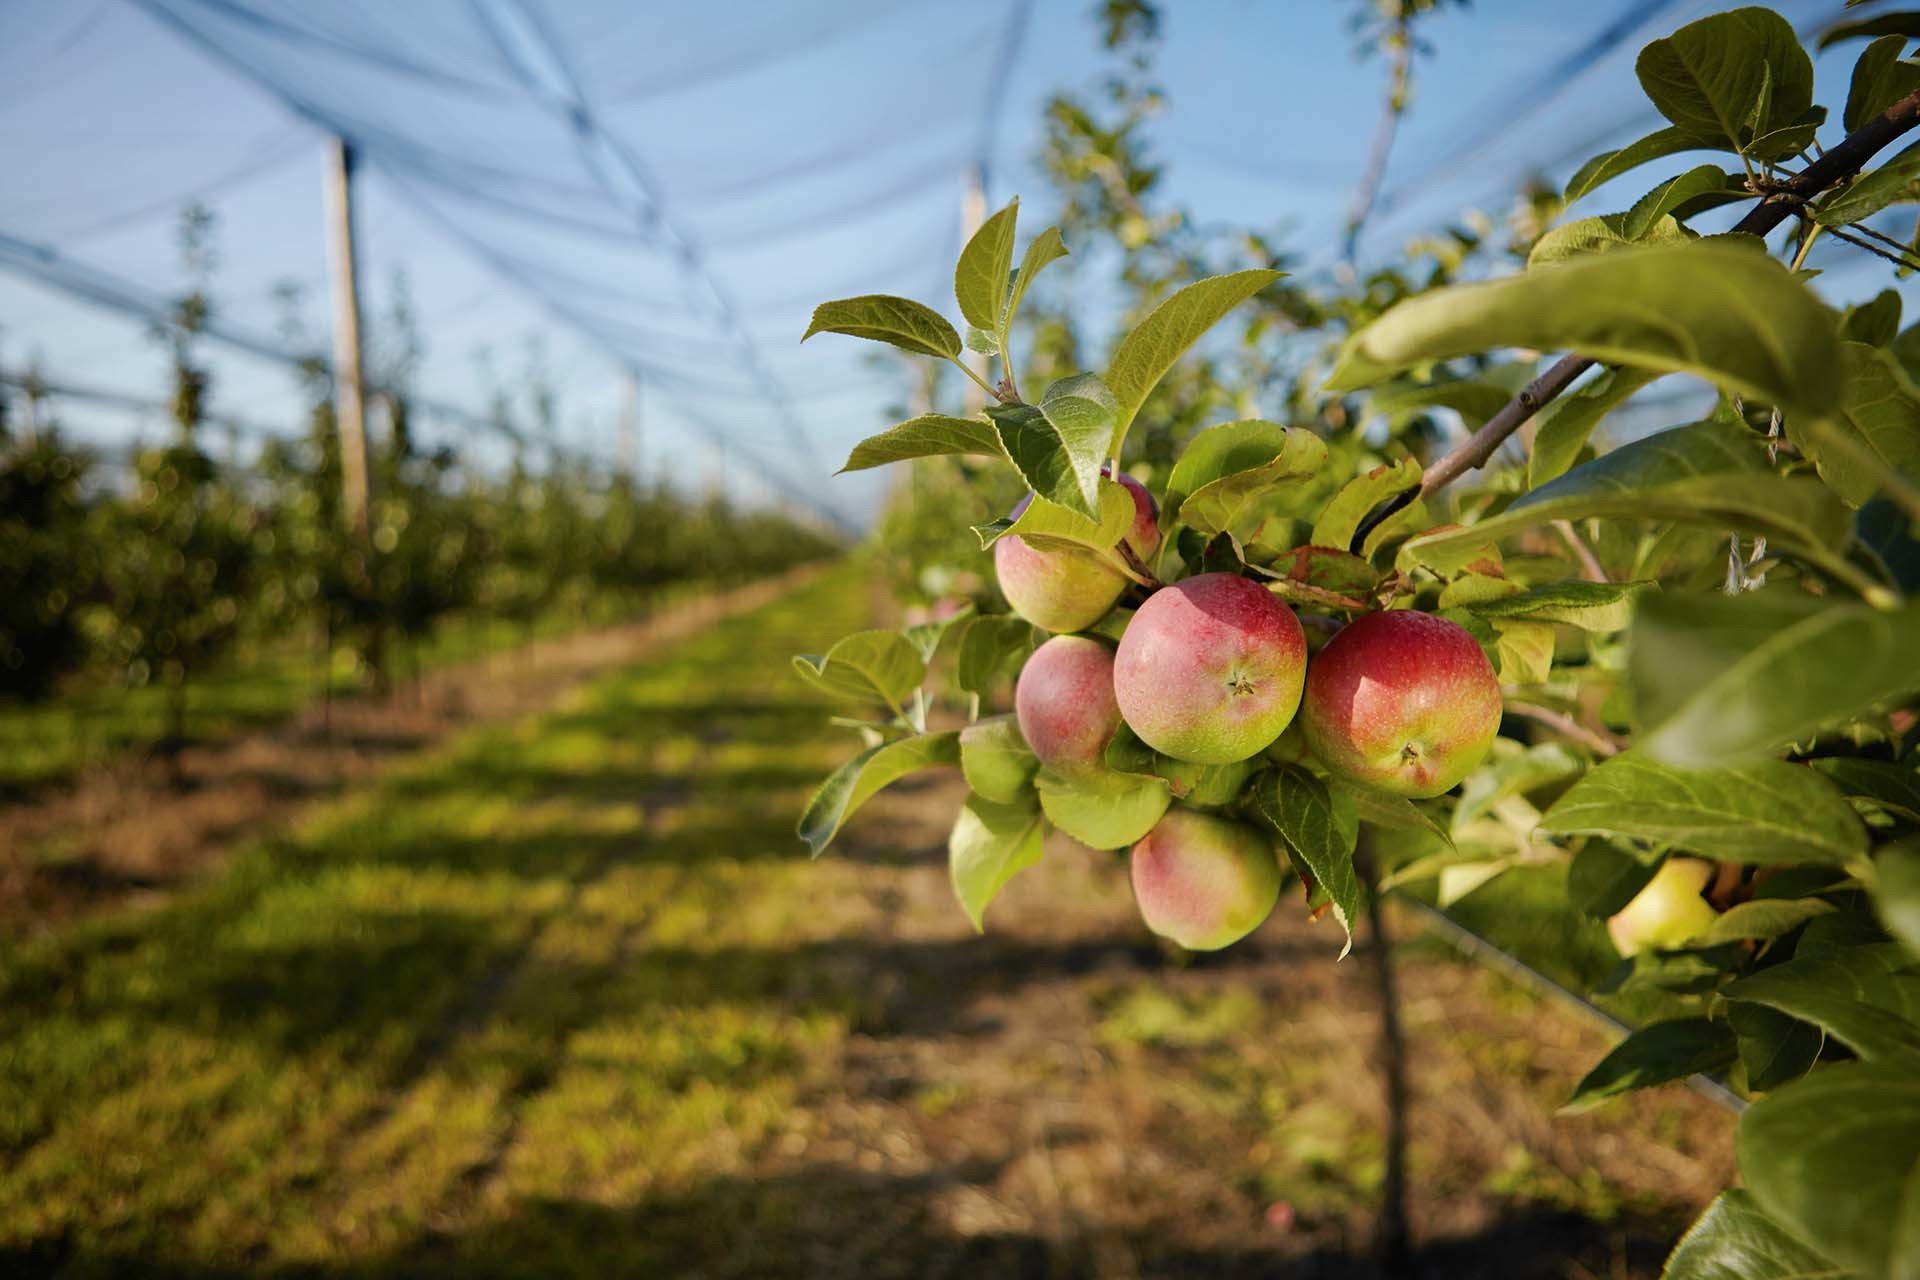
[0,582,718,793]
[0,567,881,1276]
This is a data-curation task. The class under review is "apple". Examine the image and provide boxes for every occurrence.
[1299,609,1501,798]
[994,472,1159,633]
[1129,807,1282,950]
[1015,634,1122,776]
[1607,857,1721,956]
[1112,573,1307,764]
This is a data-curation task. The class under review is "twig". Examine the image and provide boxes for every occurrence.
[1347,86,1920,554]
[1823,220,1920,272]
[1504,699,1624,757]
[1552,518,1608,583]
[1345,10,1414,266]
[1847,217,1920,261]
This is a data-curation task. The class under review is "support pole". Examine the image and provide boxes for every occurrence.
[619,370,642,480]
[325,137,372,541]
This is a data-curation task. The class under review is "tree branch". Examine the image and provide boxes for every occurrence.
[1348,86,1920,556]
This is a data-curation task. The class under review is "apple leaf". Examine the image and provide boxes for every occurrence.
[1816,759,1920,824]
[1165,420,1327,538]
[1527,211,1689,269]
[1538,753,1869,864]
[1035,767,1170,850]
[1251,764,1362,959]
[987,377,1119,520]
[1728,1003,1825,1095]
[1324,242,1843,422]
[1470,579,1652,633]
[1631,591,1920,768]
[1874,839,1920,959]
[1311,457,1425,555]
[954,615,1034,695]
[1529,367,1663,488]
[803,294,961,360]
[1814,139,1920,225]
[1567,842,1660,918]
[1365,377,1516,430]
[792,630,927,716]
[839,414,1006,473]
[1636,7,1813,158]
[959,715,1038,805]
[1623,165,1738,238]
[900,604,975,664]
[1722,943,1920,1061]
[1661,1189,1850,1280]
[954,196,1019,332]
[1737,1060,1920,1280]
[1797,342,1920,508]
[798,731,960,857]
[1688,898,1836,946]
[1005,226,1068,340]
[1564,125,1706,205]
[949,793,1046,932]
[1847,35,1920,132]
[975,481,1137,559]
[1562,1018,1737,1114]
[1396,421,1858,588]
[1104,269,1282,456]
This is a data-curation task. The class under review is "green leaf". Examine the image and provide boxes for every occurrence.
[1821,9,1920,49]
[1690,897,1837,946]
[949,793,1046,932]
[1816,759,1920,823]
[1661,1189,1851,1280]
[988,379,1116,521]
[1563,1018,1737,1113]
[1311,457,1423,554]
[1166,421,1326,538]
[1843,290,1904,347]
[901,603,975,663]
[1567,842,1660,918]
[1875,839,1920,958]
[955,615,1034,694]
[802,294,961,359]
[959,714,1038,804]
[839,414,1005,473]
[982,481,1137,558]
[1636,7,1814,158]
[1251,764,1363,958]
[1728,1002,1825,1094]
[954,197,1019,332]
[1326,242,1843,420]
[798,731,961,857]
[1815,139,1920,225]
[1104,269,1281,456]
[1035,767,1171,850]
[1329,774,1455,849]
[1527,211,1690,269]
[1564,126,1706,205]
[792,630,927,715]
[1365,377,1516,430]
[1632,591,1920,768]
[1398,421,1858,589]
[965,325,999,355]
[1848,35,1920,133]
[1493,618,1555,684]
[1539,753,1870,864]
[1454,741,1587,830]
[1005,226,1068,338]
[1470,579,1652,633]
[1798,343,1920,508]
[1529,367,1663,488]
[1624,165,1739,237]
[1738,1060,1920,1279]
[1723,943,1920,1060]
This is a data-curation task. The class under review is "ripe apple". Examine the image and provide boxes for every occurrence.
[994,472,1159,633]
[1130,807,1282,950]
[1607,857,1721,956]
[1112,573,1307,764]
[1300,609,1502,798]
[1015,634,1122,776]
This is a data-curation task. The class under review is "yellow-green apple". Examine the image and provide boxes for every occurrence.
[1015,635,1122,776]
[1607,857,1721,956]
[1113,573,1307,764]
[994,472,1158,633]
[1129,807,1282,950]
[1300,609,1501,798]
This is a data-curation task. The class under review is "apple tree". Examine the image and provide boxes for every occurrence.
[793,8,1920,1277]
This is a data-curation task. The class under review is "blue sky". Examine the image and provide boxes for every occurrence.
[0,0,1901,525]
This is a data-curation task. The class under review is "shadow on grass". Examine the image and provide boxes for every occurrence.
[0,1182,1686,1279]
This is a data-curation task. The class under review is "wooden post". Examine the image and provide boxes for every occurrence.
[325,137,372,541]
[959,163,990,414]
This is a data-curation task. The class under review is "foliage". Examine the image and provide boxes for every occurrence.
[794,7,1920,1276]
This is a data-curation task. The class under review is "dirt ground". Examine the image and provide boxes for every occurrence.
[0,567,821,937]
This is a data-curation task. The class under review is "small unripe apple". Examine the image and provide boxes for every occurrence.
[1130,807,1282,950]
[1113,573,1307,764]
[994,472,1159,633]
[1015,635,1122,776]
[1300,609,1501,798]
[1607,857,1721,956]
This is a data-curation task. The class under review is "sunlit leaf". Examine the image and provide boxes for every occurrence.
[1661,1189,1849,1280]
[1251,764,1362,958]
[803,294,961,359]
[799,731,960,857]
[959,714,1038,804]
[1636,7,1814,158]
[949,792,1046,931]
[1104,269,1281,456]
[792,630,926,714]
[839,414,1005,473]
[1529,368,1663,488]
[1562,1018,1736,1113]
[954,197,1019,332]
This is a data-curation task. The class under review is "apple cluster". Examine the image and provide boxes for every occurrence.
[999,476,1505,951]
